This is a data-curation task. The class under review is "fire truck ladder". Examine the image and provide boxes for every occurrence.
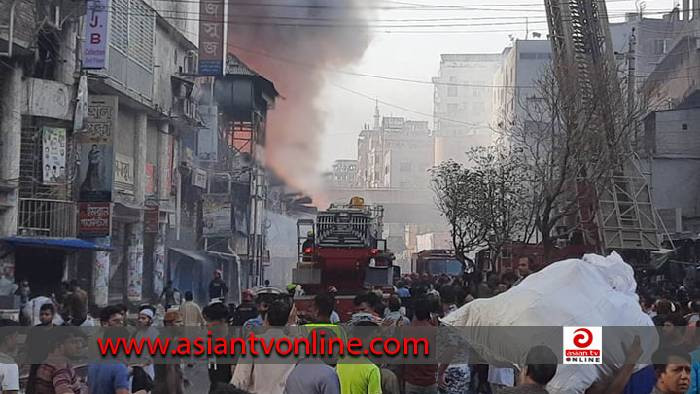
[545,0,659,251]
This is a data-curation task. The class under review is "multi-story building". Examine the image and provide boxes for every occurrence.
[432,53,501,166]
[330,160,358,188]
[0,0,279,309]
[356,115,433,189]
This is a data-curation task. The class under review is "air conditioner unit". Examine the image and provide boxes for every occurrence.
[184,51,197,74]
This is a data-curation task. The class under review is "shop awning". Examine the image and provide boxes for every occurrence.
[0,236,113,251]
[169,247,210,262]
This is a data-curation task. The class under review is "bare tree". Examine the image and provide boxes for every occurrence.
[429,160,488,266]
[467,146,531,270]
[498,63,654,260]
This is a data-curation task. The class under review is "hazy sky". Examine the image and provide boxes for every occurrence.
[316,0,673,170]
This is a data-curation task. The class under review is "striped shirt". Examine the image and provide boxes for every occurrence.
[34,356,85,394]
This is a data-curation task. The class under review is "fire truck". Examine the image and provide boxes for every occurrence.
[292,197,395,322]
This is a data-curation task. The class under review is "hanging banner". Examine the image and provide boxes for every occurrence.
[78,202,111,237]
[127,223,144,302]
[145,163,155,195]
[144,206,159,234]
[83,0,110,69]
[78,96,116,202]
[42,127,67,185]
[197,105,219,161]
[192,168,208,189]
[202,194,232,237]
[198,1,225,75]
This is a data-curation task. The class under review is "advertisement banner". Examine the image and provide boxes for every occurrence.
[202,194,232,237]
[114,153,134,187]
[144,206,159,234]
[83,0,110,69]
[78,96,116,202]
[42,127,66,185]
[197,105,218,161]
[145,163,155,195]
[192,168,207,189]
[198,1,225,75]
[78,202,111,238]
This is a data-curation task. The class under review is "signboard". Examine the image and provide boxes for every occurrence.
[202,194,231,237]
[42,127,66,184]
[198,1,225,75]
[145,163,155,195]
[192,168,207,189]
[78,202,111,237]
[114,154,134,186]
[197,105,219,161]
[144,206,159,233]
[74,75,88,131]
[78,95,116,202]
[83,0,110,69]
[23,78,74,121]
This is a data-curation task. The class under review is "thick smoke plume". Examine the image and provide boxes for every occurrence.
[227,0,373,200]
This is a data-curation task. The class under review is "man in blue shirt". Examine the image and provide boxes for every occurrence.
[89,306,130,394]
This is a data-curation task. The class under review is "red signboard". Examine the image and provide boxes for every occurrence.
[78,202,111,237]
[145,163,155,195]
[144,206,159,234]
[198,0,225,75]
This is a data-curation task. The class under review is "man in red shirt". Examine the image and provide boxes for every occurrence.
[403,296,438,394]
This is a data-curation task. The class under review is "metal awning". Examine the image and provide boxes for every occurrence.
[0,236,113,251]
[169,247,210,262]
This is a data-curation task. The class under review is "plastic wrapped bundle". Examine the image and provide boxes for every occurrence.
[441,253,658,394]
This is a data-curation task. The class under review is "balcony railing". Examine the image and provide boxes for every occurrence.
[18,198,76,238]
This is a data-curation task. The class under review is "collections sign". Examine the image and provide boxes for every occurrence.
[202,194,231,237]
[78,96,116,202]
[42,127,67,185]
[198,1,225,75]
[78,202,111,237]
[83,0,110,69]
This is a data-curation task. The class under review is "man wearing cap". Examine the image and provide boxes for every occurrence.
[209,270,228,302]
[134,306,159,381]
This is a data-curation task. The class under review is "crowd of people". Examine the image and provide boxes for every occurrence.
[0,257,696,394]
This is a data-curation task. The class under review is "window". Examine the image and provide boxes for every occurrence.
[653,39,669,55]
[473,88,480,97]
[447,86,458,97]
[447,103,459,113]
[682,123,688,131]
[400,162,411,172]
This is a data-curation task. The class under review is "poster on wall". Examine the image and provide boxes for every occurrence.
[145,163,155,195]
[78,202,111,237]
[77,95,116,202]
[42,127,67,185]
[202,194,232,237]
[127,224,144,302]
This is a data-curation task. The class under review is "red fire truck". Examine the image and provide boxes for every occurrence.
[292,197,395,322]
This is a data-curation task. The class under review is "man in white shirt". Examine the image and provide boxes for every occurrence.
[0,319,20,394]
[231,299,296,394]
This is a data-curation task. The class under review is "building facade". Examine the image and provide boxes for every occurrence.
[432,53,501,166]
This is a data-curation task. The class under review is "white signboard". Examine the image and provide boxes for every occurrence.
[84,0,110,69]
[115,153,134,186]
[42,127,67,184]
[193,168,208,189]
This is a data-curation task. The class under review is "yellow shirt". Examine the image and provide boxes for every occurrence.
[336,359,382,394]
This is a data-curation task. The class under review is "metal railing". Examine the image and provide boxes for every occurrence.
[18,198,76,238]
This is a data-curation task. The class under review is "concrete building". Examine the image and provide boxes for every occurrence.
[0,0,280,309]
[330,160,358,188]
[643,108,700,236]
[432,53,501,166]
[356,115,433,189]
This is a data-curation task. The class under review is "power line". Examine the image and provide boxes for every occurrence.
[227,43,532,88]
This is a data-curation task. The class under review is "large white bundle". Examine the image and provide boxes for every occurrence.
[441,252,658,394]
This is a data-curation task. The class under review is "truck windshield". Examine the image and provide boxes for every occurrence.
[426,259,463,275]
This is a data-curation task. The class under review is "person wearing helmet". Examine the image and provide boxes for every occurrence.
[208,270,228,303]
[231,289,257,326]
